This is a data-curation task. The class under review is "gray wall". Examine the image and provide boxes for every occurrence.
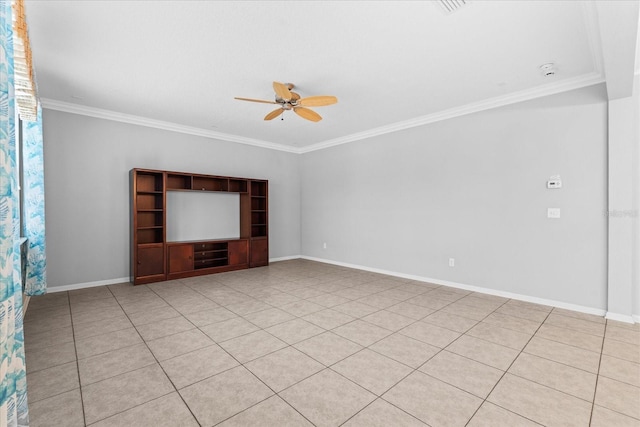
[43,109,301,288]
[301,85,609,310]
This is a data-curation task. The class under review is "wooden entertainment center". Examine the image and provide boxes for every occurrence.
[130,168,268,285]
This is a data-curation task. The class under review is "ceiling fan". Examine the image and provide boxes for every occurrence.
[235,82,337,122]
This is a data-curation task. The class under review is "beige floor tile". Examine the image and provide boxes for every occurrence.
[420,350,503,398]
[226,299,273,315]
[78,343,156,386]
[180,365,274,426]
[536,324,603,352]
[90,392,199,427]
[303,308,355,330]
[126,306,182,326]
[333,300,380,318]
[343,398,427,426]
[135,315,195,341]
[456,295,504,311]
[591,404,640,427]
[182,306,237,327]
[71,297,120,314]
[307,293,352,308]
[383,371,482,426]
[23,313,72,334]
[280,369,376,427]
[503,299,553,313]
[26,341,77,373]
[606,325,640,346]
[441,301,495,321]
[594,376,640,419]
[482,312,541,335]
[467,402,542,427]
[422,311,478,333]
[333,320,393,346]
[119,298,170,315]
[72,314,133,340]
[243,307,296,328]
[487,373,592,427]
[332,349,412,395]
[294,331,364,366]
[509,353,597,401]
[160,344,238,389]
[218,395,314,427]
[199,317,260,342]
[405,295,452,310]
[72,306,126,325]
[171,298,220,315]
[82,364,174,425]
[219,329,287,363]
[386,301,435,320]
[25,326,74,351]
[467,322,532,350]
[146,328,214,361]
[28,292,69,309]
[75,327,142,359]
[399,321,461,348]
[369,333,439,368]
[523,336,600,374]
[286,286,326,299]
[28,388,84,427]
[265,318,325,344]
[552,308,606,324]
[607,319,640,331]
[599,354,640,387]
[26,361,79,403]
[545,313,605,336]
[361,310,415,331]
[446,335,519,370]
[260,292,301,307]
[245,346,324,392]
[603,337,640,363]
[356,294,400,309]
[280,299,326,317]
[495,304,549,323]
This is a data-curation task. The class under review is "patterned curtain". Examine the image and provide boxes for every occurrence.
[0,0,29,425]
[22,105,46,295]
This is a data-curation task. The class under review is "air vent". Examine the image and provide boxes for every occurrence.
[437,0,468,14]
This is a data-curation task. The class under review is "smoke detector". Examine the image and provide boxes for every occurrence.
[539,63,556,77]
[437,0,469,14]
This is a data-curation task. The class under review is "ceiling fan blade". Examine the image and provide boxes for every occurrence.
[294,106,322,122]
[297,95,338,107]
[264,108,284,121]
[273,81,292,101]
[234,97,279,105]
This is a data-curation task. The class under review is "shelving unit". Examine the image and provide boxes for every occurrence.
[130,168,267,284]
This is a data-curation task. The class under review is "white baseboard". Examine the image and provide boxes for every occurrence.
[301,255,608,319]
[606,312,636,324]
[47,277,131,293]
[634,314,640,323]
[270,255,302,262]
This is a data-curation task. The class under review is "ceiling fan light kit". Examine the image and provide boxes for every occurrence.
[235,81,338,122]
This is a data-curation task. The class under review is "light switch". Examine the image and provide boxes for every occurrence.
[547,208,561,219]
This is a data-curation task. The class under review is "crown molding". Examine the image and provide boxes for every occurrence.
[42,71,604,156]
[299,72,605,153]
[40,98,300,154]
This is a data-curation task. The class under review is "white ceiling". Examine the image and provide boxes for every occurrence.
[25,1,638,152]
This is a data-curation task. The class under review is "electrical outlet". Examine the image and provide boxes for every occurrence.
[547,208,561,219]
[449,258,455,267]
[323,242,327,249]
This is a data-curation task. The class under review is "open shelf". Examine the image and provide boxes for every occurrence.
[193,176,228,192]
[167,173,192,190]
[229,179,248,193]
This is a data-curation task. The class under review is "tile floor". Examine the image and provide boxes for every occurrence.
[24,260,640,426]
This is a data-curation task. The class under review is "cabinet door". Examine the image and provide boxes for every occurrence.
[250,239,268,267]
[228,240,248,266]
[169,245,194,273]
[137,246,164,277]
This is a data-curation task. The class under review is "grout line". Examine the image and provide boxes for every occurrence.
[65,291,89,427]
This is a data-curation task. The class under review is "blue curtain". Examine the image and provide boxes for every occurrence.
[0,0,29,425]
[22,106,46,295]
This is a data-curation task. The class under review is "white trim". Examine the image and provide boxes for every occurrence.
[42,71,605,155]
[301,255,607,318]
[47,277,131,293]
[40,98,300,154]
[270,255,302,262]
[299,72,605,153]
[633,314,640,323]
[605,312,636,324]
